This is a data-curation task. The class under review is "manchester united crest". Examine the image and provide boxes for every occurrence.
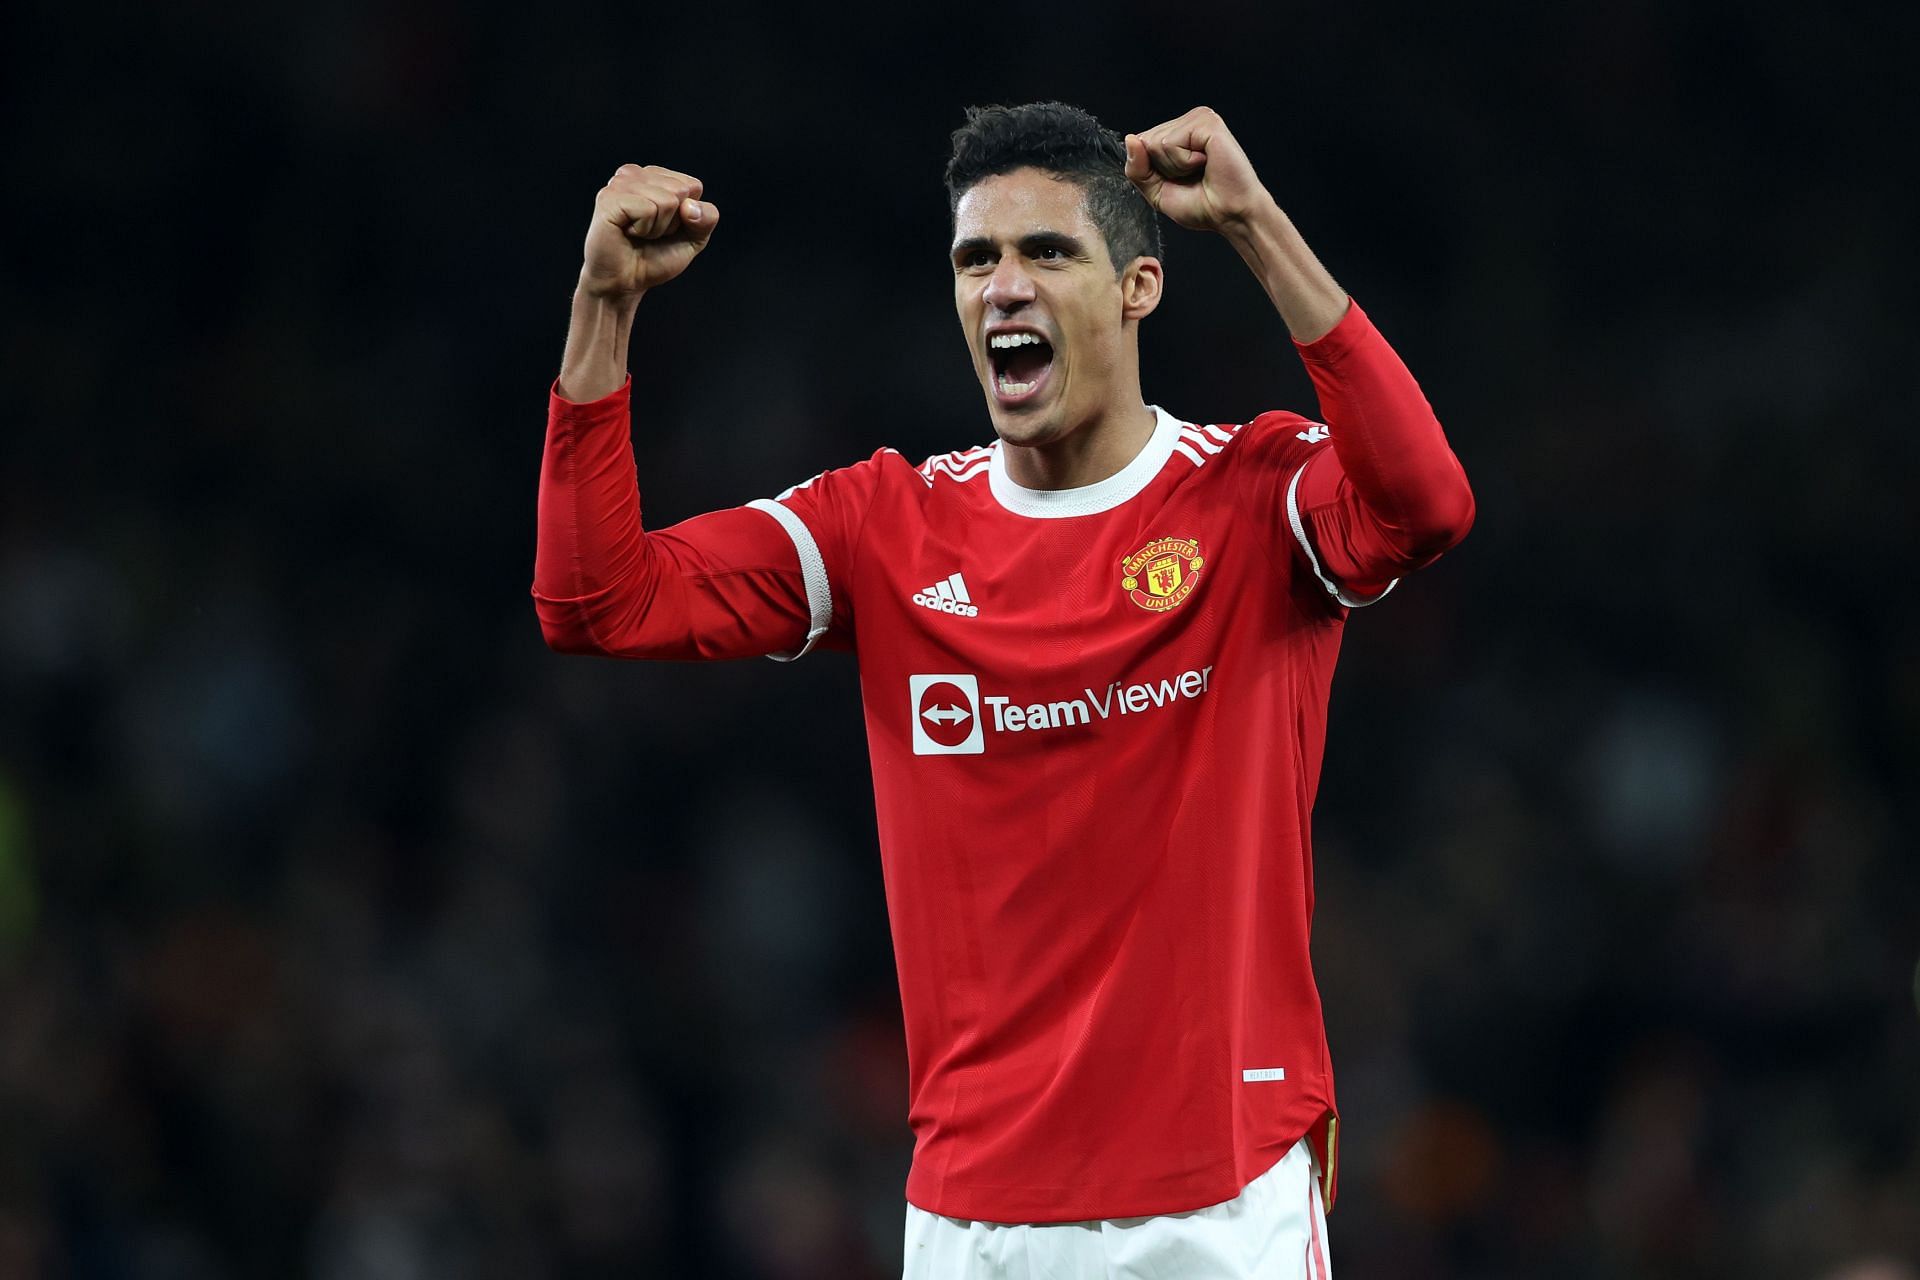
[1120,537,1205,612]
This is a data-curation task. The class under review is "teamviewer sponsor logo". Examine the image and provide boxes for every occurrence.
[910,674,984,755]
[910,664,1214,756]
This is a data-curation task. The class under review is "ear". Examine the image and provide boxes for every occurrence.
[1121,256,1163,322]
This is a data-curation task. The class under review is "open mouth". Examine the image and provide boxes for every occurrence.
[986,332,1056,406]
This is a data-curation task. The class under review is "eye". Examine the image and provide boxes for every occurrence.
[1032,245,1064,261]
[958,249,994,271]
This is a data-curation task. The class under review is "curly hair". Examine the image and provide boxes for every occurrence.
[944,102,1163,275]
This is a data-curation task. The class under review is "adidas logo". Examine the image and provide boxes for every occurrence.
[911,572,978,618]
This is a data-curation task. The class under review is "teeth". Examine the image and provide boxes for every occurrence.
[996,372,1035,396]
[989,332,1046,350]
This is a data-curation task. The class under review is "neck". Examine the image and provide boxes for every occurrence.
[1000,393,1157,491]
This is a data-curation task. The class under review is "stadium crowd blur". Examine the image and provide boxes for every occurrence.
[3,1,1915,1276]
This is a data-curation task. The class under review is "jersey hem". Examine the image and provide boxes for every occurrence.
[902,1112,1332,1224]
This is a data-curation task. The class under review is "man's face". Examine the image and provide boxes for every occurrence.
[951,168,1139,449]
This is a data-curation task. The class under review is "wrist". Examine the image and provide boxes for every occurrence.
[1221,197,1348,344]
[1218,188,1283,251]
[575,274,647,312]
[557,284,643,403]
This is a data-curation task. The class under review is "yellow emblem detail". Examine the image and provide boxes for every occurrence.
[1120,537,1205,612]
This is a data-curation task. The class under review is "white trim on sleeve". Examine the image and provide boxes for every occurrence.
[747,498,833,660]
[1285,460,1398,609]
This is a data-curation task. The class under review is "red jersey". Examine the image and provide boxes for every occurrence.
[532,297,1474,1223]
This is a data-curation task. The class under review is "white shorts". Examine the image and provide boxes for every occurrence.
[901,1138,1332,1279]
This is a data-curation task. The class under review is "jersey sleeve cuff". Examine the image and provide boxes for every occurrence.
[549,374,633,417]
[747,499,833,660]
[1291,296,1376,368]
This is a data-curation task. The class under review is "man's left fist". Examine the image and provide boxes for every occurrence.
[1124,107,1272,235]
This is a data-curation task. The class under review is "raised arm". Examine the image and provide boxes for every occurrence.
[533,165,820,661]
[560,163,717,400]
[1125,110,1475,595]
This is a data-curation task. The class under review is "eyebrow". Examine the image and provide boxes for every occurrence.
[950,231,1091,262]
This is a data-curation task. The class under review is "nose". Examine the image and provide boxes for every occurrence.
[982,257,1035,314]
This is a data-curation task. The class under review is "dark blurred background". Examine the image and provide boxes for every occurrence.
[3,0,1916,1275]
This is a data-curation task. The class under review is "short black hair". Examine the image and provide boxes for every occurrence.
[945,102,1163,275]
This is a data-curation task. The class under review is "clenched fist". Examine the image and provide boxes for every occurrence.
[581,163,720,298]
[1123,108,1273,235]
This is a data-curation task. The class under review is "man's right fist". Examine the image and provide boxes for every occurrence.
[580,163,719,298]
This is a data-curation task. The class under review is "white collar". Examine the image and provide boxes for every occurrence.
[987,405,1185,519]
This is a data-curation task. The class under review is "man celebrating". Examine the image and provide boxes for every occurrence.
[534,102,1473,1278]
